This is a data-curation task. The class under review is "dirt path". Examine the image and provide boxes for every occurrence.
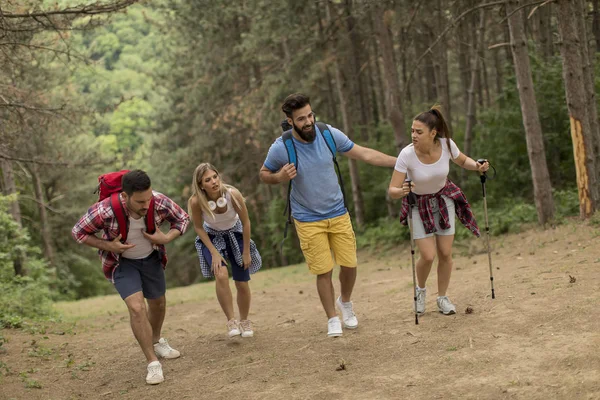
[2,220,600,400]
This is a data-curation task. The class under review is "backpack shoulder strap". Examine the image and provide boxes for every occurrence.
[282,129,297,167]
[280,129,298,252]
[144,195,156,235]
[316,122,337,159]
[109,193,128,243]
[315,122,347,210]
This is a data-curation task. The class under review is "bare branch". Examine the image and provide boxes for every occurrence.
[499,0,554,24]
[488,42,511,49]
[1,0,139,19]
[405,0,552,85]
[20,194,63,214]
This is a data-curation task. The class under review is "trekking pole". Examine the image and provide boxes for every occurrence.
[477,159,495,299]
[405,179,419,324]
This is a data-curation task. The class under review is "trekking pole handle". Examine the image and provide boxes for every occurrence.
[405,179,417,206]
[477,159,487,183]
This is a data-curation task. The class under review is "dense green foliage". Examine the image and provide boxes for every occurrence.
[0,196,56,327]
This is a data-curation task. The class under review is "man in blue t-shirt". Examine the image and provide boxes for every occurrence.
[259,93,396,337]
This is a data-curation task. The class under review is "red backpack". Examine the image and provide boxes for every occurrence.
[97,170,156,243]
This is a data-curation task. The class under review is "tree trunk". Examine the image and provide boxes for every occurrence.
[435,0,452,125]
[401,32,412,104]
[327,1,365,228]
[492,42,504,100]
[374,5,408,154]
[507,0,555,224]
[365,50,380,125]
[343,0,370,138]
[557,0,598,217]
[574,0,600,167]
[425,29,438,103]
[368,9,387,124]
[316,4,339,123]
[456,2,472,110]
[536,2,555,58]
[479,30,492,108]
[463,10,485,170]
[30,165,55,265]
[593,0,600,52]
[1,158,25,275]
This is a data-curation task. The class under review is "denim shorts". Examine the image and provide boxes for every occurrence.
[200,233,250,282]
[410,195,455,240]
[113,251,166,300]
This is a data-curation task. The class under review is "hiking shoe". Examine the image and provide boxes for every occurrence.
[437,296,456,315]
[146,361,164,385]
[336,296,358,329]
[227,319,241,338]
[327,316,343,337]
[154,338,180,359]
[239,319,254,338]
[416,287,426,314]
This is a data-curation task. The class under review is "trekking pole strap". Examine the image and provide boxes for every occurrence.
[477,159,497,183]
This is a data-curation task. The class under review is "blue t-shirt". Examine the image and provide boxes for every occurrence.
[263,124,354,222]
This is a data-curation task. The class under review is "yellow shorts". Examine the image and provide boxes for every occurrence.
[294,213,357,275]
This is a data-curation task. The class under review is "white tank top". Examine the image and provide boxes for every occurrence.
[203,192,239,231]
[394,139,461,195]
[121,215,155,259]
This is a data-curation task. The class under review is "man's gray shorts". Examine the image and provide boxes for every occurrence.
[113,251,166,300]
[410,195,455,240]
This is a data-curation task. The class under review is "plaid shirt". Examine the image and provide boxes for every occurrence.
[399,180,480,237]
[72,191,190,281]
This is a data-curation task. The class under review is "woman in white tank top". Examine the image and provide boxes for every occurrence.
[388,105,489,316]
[188,163,262,339]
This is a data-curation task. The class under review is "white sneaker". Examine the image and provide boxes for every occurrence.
[327,316,343,337]
[227,319,241,338]
[146,361,164,385]
[336,296,358,329]
[416,287,426,314]
[437,296,456,315]
[154,338,180,359]
[239,319,254,338]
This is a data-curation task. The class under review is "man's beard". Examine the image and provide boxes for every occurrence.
[293,122,316,142]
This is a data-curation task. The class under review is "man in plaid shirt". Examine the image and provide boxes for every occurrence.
[72,170,189,385]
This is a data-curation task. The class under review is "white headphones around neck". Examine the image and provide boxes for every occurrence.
[208,193,227,211]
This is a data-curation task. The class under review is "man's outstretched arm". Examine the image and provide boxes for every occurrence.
[343,144,396,167]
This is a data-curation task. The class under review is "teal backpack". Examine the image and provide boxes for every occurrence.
[280,121,348,244]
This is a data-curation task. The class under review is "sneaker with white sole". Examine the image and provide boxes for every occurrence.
[227,319,241,338]
[327,316,343,337]
[416,287,426,314]
[146,361,164,385]
[239,319,254,338]
[336,296,358,329]
[153,338,180,359]
[437,296,456,315]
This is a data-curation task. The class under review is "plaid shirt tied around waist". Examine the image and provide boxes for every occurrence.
[399,180,480,237]
[195,220,262,279]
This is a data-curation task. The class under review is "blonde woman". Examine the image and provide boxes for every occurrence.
[189,163,262,338]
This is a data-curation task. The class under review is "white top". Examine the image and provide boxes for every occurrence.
[394,139,460,195]
[121,215,155,259]
[203,192,239,231]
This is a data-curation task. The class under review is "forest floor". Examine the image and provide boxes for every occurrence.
[1,219,600,400]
